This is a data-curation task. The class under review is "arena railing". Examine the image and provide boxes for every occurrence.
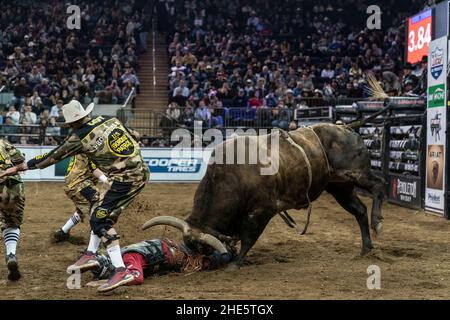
[0,124,69,145]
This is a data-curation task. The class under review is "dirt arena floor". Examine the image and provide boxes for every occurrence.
[1,182,450,300]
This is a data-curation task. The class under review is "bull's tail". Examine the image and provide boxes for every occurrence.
[346,102,392,130]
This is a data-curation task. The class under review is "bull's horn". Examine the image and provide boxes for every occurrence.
[141,216,190,234]
[141,216,228,254]
[197,233,228,254]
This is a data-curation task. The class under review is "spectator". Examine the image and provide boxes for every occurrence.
[285,89,296,109]
[45,117,61,137]
[233,88,248,108]
[166,102,181,121]
[50,100,64,118]
[271,101,291,130]
[172,87,187,107]
[248,90,263,108]
[173,79,190,98]
[34,98,48,116]
[264,91,278,108]
[39,109,50,122]
[121,69,140,88]
[321,63,335,79]
[28,66,44,88]
[194,100,212,126]
[401,63,419,95]
[6,106,20,125]
[179,105,195,128]
[0,117,19,143]
[2,60,19,81]
[22,105,38,125]
[12,78,32,108]
[56,110,69,137]
[103,80,122,104]
[34,79,52,105]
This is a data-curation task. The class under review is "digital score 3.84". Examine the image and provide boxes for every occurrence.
[407,9,432,64]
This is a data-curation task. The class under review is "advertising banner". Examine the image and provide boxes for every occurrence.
[425,36,448,213]
[16,147,212,183]
[388,174,422,209]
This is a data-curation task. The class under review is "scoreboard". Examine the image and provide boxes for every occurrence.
[406,9,432,64]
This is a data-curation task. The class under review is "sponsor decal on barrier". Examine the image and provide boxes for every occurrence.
[429,111,442,142]
[145,158,202,173]
[427,192,441,205]
[425,36,447,214]
[16,147,212,183]
[430,46,444,80]
[389,174,421,208]
[428,84,445,108]
[426,145,444,190]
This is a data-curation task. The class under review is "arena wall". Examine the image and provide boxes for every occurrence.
[17,147,212,183]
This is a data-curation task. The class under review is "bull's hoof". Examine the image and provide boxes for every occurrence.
[372,222,383,236]
[225,263,240,272]
[360,246,373,256]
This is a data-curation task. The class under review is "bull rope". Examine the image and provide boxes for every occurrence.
[280,127,331,235]
[306,127,331,177]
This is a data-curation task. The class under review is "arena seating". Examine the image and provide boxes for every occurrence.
[0,0,432,147]
[161,0,429,138]
[0,0,151,144]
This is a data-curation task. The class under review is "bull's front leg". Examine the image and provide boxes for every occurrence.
[327,183,374,255]
[368,174,385,235]
[226,209,275,271]
[339,171,385,236]
[352,172,385,235]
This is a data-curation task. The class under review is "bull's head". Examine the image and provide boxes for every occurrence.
[141,216,228,254]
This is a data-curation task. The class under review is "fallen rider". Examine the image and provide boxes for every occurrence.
[85,238,237,287]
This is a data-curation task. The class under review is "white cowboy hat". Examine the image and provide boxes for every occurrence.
[62,100,94,124]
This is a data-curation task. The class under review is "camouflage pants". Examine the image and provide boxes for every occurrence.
[64,180,99,220]
[90,173,148,235]
[0,178,25,230]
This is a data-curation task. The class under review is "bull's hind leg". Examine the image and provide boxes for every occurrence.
[228,209,275,270]
[326,183,373,255]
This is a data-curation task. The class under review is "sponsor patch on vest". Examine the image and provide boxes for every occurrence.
[96,209,108,219]
[107,128,136,157]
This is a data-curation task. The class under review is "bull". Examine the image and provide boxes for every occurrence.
[142,108,387,269]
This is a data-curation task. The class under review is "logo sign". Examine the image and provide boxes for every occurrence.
[426,36,447,214]
[430,112,442,142]
[107,128,136,157]
[430,47,444,80]
[145,158,202,173]
[96,208,108,219]
[389,174,421,208]
[426,145,444,190]
[428,84,445,108]
[427,192,441,205]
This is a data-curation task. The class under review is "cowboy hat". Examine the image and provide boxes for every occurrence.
[62,100,94,124]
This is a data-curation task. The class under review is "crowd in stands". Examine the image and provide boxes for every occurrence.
[164,0,433,131]
[0,0,150,144]
[0,0,437,146]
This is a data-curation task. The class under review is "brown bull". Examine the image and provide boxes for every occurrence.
[143,116,386,269]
